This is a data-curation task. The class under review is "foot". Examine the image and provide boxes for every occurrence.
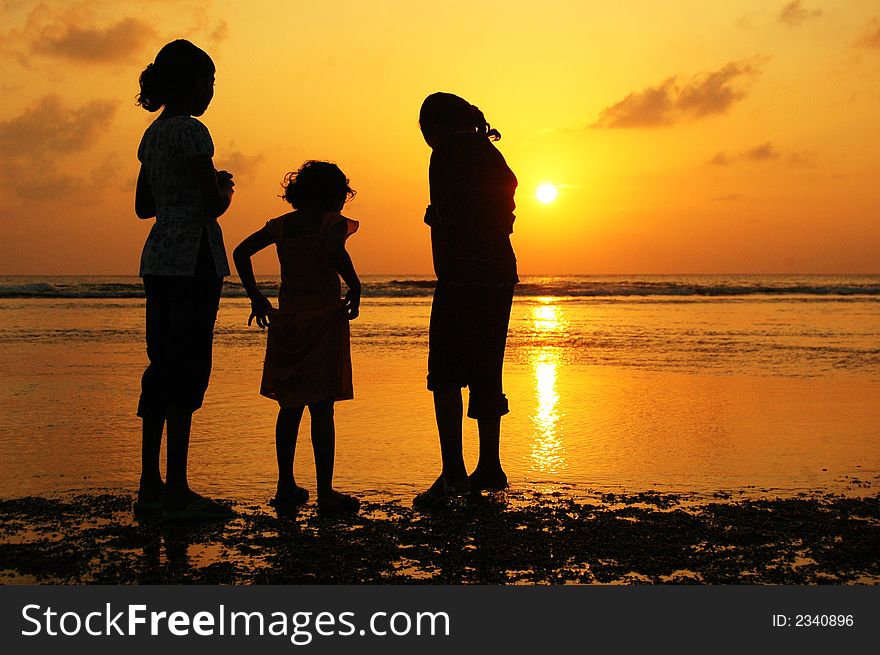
[317,490,360,515]
[468,467,508,493]
[269,485,309,515]
[413,475,470,509]
[162,489,236,521]
[134,479,166,515]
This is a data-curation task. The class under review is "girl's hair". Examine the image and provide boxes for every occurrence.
[137,39,214,112]
[419,92,501,141]
[280,161,356,209]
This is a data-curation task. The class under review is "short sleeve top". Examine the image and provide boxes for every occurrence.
[137,116,230,277]
[264,211,358,312]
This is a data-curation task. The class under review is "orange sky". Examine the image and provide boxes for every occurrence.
[1,0,879,275]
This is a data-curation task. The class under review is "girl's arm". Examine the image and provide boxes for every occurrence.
[233,228,276,328]
[325,222,361,320]
[135,166,156,219]
[189,155,235,219]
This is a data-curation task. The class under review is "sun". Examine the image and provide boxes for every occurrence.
[536,183,558,204]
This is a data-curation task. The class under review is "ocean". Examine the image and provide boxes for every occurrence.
[1,274,878,503]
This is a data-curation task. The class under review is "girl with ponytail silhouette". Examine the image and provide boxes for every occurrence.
[414,92,519,508]
[134,40,235,520]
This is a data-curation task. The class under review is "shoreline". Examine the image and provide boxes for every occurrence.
[1,487,878,584]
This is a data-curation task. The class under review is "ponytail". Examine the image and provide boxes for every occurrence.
[136,63,164,112]
[420,92,502,141]
[136,39,214,112]
[469,104,501,141]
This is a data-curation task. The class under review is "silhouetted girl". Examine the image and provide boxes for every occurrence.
[234,161,361,515]
[414,92,518,508]
[134,39,235,519]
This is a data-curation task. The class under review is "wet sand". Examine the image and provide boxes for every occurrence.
[2,485,878,584]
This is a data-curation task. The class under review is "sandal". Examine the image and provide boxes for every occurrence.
[269,486,309,515]
[162,493,236,521]
[317,491,360,515]
[413,476,470,509]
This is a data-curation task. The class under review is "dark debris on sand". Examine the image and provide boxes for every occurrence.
[1,490,878,584]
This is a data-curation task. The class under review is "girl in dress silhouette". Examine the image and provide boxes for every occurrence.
[234,161,361,514]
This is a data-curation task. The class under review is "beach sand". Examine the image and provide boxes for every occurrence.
[2,485,878,585]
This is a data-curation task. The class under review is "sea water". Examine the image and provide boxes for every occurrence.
[1,275,878,502]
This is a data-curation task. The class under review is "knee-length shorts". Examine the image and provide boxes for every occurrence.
[137,270,223,418]
[427,281,514,419]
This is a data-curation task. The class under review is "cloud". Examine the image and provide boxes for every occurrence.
[90,151,128,192]
[592,60,760,129]
[0,95,118,156]
[31,16,157,63]
[779,2,823,27]
[597,79,676,128]
[208,20,229,47]
[707,152,731,166]
[0,161,79,201]
[0,95,119,202]
[707,142,807,166]
[0,152,128,202]
[215,149,264,184]
[743,142,780,161]
[735,15,754,30]
[858,18,880,49]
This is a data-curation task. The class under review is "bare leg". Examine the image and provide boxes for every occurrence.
[309,400,359,512]
[433,387,468,485]
[413,388,470,507]
[140,416,164,485]
[164,410,193,504]
[471,416,508,489]
[276,406,306,499]
[308,400,336,497]
[139,416,165,501]
[476,416,502,471]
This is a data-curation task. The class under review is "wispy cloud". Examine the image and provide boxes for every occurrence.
[707,142,812,167]
[743,142,781,161]
[592,60,761,129]
[779,1,823,27]
[0,95,118,155]
[215,149,264,184]
[858,18,880,49]
[207,20,229,47]
[707,152,731,166]
[0,95,119,201]
[31,15,157,63]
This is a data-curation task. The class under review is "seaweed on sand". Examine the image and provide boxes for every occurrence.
[1,490,878,584]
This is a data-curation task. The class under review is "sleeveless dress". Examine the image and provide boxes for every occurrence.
[260,211,359,408]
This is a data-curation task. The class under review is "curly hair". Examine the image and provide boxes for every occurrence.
[419,92,501,141]
[137,40,214,112]
[280,161,356,209]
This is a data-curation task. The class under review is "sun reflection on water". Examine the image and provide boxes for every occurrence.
[529,300,568,475]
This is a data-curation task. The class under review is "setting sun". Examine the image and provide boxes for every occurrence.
[536,183,558,204]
